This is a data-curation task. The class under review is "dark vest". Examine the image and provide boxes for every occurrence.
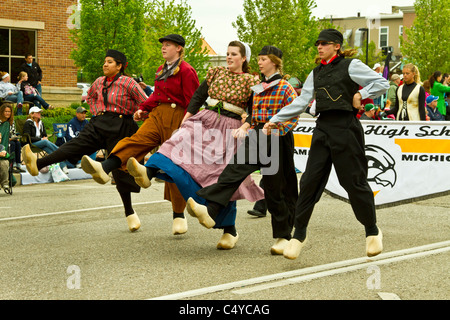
[313,57,359,113]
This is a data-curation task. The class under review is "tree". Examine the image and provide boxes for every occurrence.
[70,0,146,83]
[233,0,332,81]
[400,0,450,79]
[142,0,210,84]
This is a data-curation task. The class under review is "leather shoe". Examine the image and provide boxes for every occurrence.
[22,144,39,176]
[283,238,307,260]
[366,228,383,257]
[172,217,188,235]
[247,209,266,217]
[186,197,215,229]
[81,155,110,184]
[127,157,151,188]
[126,212,141,232]
[217,233,239,250]
[270,238,289,255]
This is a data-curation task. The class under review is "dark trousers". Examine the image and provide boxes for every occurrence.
[37,112,140,194]
[293,110,377,241]
[197,124,298,239]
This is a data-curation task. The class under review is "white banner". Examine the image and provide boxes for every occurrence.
[293,118,450,206]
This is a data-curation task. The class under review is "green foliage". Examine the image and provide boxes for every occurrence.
[70,0,146,82]
[142,0,210,84]
[233,0,333,81]
[400,0,450,79]
[70,0,209,85]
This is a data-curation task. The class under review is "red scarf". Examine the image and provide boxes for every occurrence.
[321,54,339,65]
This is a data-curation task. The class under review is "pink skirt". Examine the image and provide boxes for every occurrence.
[158,109,264,202]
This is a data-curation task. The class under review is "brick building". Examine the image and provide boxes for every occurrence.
[0,0,80,105]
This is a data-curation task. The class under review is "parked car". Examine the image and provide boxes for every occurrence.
[77,83,90,102]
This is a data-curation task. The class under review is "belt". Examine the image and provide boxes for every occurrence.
[206,98,245,116]
[158,103,178,109]
[96,111,133,118]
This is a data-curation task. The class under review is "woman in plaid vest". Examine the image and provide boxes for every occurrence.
[188,45,300,255]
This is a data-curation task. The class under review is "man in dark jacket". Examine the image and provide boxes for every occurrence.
[20,54,42,95]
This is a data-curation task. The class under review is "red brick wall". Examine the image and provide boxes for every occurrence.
[0,0,78,87]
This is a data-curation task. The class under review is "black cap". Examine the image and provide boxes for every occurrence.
[316,29,343,45]
[105,49,128,67]
[258,46,283,59]
[158,34,185,47]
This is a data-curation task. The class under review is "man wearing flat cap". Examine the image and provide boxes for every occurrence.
[265,28,389,260]
[83,34,200,235]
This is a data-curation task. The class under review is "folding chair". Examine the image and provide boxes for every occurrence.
[15,118,47,157]
[49,123,68,146]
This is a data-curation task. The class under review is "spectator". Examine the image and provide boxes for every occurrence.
[20,54,43,96]
[386,64,426,121]
[430,71,450,120]
[0,122,11,191]
[360,103,378,120]
[386,74,401,109]
[0,72,24,115]
[0,103,24,172]
[17,72,54,110]
[426,95,445,121]
[65,107,88,143]
[372,63,382,108]
[22,106,68,172]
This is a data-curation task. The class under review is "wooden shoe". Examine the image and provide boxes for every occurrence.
[186,197,215,229]
[217,233,239,250]
[366,228,383,257]
[21,144,39,176]
[81,155,110,184]
[127,157,151,188]
[283,238,307,260]
[126,212,141,232]
[270,238,289,255]
[172,217,188,235]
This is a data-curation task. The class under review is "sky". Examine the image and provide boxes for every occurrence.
[187,0,416,55]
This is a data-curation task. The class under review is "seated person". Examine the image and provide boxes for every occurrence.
[0,72,24,115]
[65,106,89,142]
[0,132,10,192]
[17,71,54,110]
[22,106,69,172]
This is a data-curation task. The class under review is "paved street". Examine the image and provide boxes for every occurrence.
[0,175,448,302]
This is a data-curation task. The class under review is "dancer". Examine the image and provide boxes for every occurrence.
[187,45,299,254]
[22,49,148,231]
[81,34,199,235]
[263,29,389,259]
[125,41,265,249]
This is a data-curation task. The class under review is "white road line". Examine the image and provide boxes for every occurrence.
[233,246,450,295]
[149,240,450,300]
[0,200,169,222]
[378,292,401,300]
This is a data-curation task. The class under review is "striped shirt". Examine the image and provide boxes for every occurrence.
[87,75,148,116]
[251,79,299,135]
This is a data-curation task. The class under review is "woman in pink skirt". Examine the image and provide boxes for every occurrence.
[127,41,264,249]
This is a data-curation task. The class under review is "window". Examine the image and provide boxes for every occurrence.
[379,27,389,48]
[0,28,37,82]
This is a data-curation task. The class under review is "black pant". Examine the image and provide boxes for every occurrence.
[293,110,377,241]
[197,124,298,239]
[37,112,140,193]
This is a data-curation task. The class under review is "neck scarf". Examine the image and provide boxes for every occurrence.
[155,58,182,82]
[102,73,121,108]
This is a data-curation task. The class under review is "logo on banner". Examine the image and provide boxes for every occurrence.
[365,145,397,189]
